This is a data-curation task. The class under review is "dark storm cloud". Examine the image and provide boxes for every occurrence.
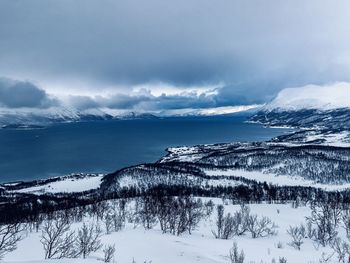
[1,0,350,107]
[0,78,57,108]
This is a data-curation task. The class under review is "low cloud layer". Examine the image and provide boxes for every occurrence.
[65,90,218,111]
[0,78,57,108]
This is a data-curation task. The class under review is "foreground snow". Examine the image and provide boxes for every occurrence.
[3,201,336,263]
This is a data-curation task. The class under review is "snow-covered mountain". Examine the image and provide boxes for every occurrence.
[0,107,163,128]
[0,105,259,128]
[265,82,350,111]
[250,83,350,129]
[0,107,113,128]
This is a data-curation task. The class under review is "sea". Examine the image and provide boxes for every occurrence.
[0,115,293,182]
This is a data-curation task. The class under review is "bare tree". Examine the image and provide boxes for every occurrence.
[229,242,245,263]
[213,204,250,239]
[204,200,215,218]
[287,224,306,250]
[342,210,350,238]
[40,219,76,259]
[105,214,113,234]
[221,213,236,239]
[212,205,224,239]
[247,215,278,238]
[306,201,341,246]
[136,196,157,230]
[279,257,287,263]
[331,237,350,263]
[232,204,250,236]
[75,222,103,258]
[0,223,23,260]
[103,244,116,263]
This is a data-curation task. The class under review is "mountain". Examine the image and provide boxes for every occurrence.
[265,82,350,111]
[250,83,350,129]
[0,105,259,128]
[0,107,163,128]
[0,107,113,128]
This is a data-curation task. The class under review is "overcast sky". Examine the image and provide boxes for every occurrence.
[1,0,350,110]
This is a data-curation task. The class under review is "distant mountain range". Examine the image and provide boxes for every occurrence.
[0,107,160,128]
[0,105,259,128]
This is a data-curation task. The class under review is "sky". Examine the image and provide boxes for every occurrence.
[1,0,350,111]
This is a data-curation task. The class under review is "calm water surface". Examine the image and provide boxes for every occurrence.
[0,116,292,182]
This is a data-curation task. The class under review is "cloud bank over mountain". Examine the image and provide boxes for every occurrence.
[1,0,350,110]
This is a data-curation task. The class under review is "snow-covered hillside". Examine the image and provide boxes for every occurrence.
[9,174,104,195]
[250,83,350,129]
[265,82,350,111]
[2,200,339,263]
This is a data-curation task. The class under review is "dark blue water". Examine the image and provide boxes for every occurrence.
[0,116,292,182]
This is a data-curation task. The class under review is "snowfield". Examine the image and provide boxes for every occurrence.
[12,174,104,195]
[204,169,350,191]
[2,201,337,263]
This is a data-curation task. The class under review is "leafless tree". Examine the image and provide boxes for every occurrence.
[204,200,215,218]
[40,219,76,259]
[306,201,341,246]
[221,213,236,239]
[103,244,116,263]
[213,204,251,239]
[75,222,103,258]
[0,223,23,260]
[184,197,203,234]
[287,224,306,250]
[342,210,350,238]
[105,214,113,234]
[212,204,224,239]
[229,242,245,263]
[331,237,350,263]
[247,215,278,238]
[232,204,250,236]
[136,196,157,230]
[278,257,287,263]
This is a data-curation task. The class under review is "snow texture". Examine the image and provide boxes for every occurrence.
[3,201,337,263]
[265,82,350,111]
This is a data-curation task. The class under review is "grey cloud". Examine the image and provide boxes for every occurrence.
[66,95,100,110]
[1,0,350,106]
[96,94,153,110]
[0,78,57,108]
[67,91,217,111]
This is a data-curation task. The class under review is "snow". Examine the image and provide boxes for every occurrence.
[303,130,350,147]
[13,174,104,195]
[0,104,260,127]
[3,201,336,263]
[265,82,350,111]
[158,105,261,117]
[204,169,350,191]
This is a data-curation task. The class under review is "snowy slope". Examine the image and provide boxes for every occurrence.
[250,83,350,129]
[13,174,104,195]
[265,82,350,111]
[2,201,336,263]
[2,174,104,195]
